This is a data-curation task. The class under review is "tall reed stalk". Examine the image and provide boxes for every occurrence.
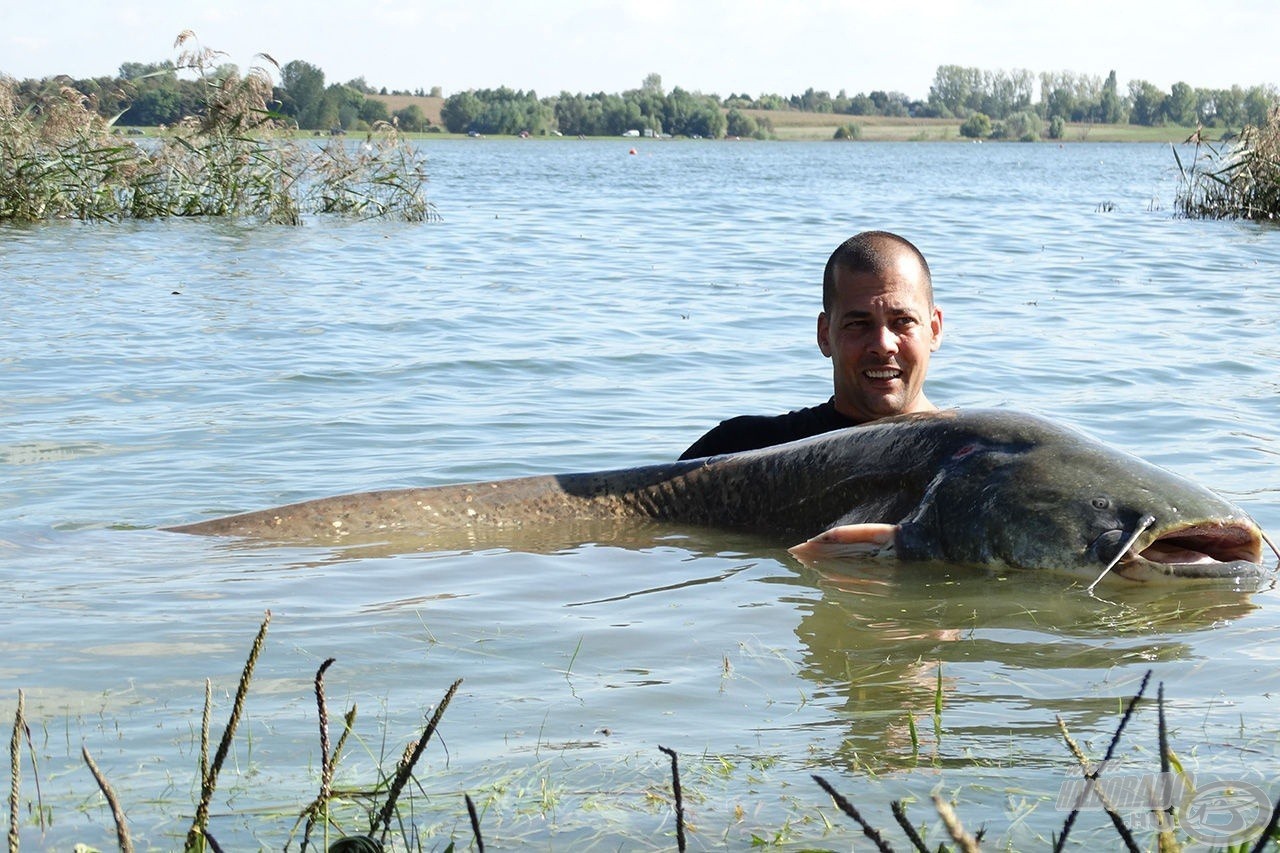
[1175,108,1280,221]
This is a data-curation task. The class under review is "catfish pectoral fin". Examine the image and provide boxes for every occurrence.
[788,523,899,562]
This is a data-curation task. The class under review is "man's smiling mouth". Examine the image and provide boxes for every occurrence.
[864,368,902,380]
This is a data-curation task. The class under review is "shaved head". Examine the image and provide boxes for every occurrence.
[822,231,933,313]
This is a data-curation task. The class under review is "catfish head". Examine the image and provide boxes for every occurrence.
[790,418,1272,586]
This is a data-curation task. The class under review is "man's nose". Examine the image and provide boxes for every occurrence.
[869,324,899,355]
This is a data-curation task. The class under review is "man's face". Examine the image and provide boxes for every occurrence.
[817,257,943,422]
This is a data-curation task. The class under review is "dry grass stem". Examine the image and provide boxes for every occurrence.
[8,689,21,853]
[658,746,686,852]
[200,679,211,786]
[186,610,271,852]
[373,677,462,841]
[1054,671,1152,853]
[465,792,485,852]
[933,793,982,853]
[299,657,341,850]
[82,745,134,853]
[890,799,931,853]
[811,774,894,852]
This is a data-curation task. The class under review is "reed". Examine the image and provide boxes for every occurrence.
[0,33,434,224]
[1175,108,1280,220]
[8,690,21,852]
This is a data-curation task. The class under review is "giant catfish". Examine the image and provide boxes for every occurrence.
[166,409,1275,585]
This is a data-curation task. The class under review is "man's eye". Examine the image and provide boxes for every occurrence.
[894,317,918,328]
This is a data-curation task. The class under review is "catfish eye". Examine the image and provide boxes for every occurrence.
[1091,497,1112,510]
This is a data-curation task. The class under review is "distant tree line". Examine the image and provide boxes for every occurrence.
[441,75,741,138]
[927,65,1278,130]
[5,58,1277,139]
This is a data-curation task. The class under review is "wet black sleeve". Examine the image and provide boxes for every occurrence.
[677,401,858,460]
[678,416,797,460]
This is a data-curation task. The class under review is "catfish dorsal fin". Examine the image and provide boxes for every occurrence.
[788,523,898,562]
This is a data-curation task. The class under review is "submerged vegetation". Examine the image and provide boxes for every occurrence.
[8,615,1280,851]
[1175,107,1280,220]
[0,33,433,224]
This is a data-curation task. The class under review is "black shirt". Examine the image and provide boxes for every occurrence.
[678,399,864,460]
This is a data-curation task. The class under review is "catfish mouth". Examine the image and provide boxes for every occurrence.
[1116,522,1265,580]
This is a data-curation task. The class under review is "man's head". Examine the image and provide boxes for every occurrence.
[817,231,943,422]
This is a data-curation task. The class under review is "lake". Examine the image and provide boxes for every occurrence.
[3,138,1279,850]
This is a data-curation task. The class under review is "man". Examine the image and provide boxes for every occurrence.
[678,230,943,460]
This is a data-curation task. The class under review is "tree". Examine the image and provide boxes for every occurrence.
[600,95,643,135]
[1004,110,1044,141]
[1166,81,1197,125]
[359,97,390,125]
[793,86,834,113]
[689,102,726,138]
[122,87,184,125]
[392,104,428,131]
[279,60,326,128]
[1041,74,1076,121]
[441,91,483,132]
[725,108,758,138]
[930,64,982,116]
[1128,80,1167,125]
[845,93,875,115]
[980,68,1034,118]
[324,83,365,130]
[119,61,176,81]
[1242,85,1276,127]
[1098,71,1124,124]
[1212,85,1246,127]
[959,112,991,138]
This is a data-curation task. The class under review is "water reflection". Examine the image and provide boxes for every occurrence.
[778,560,1259,768]
[183,521,1260,752]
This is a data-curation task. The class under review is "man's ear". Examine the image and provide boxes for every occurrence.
[817,312,832,357]
[930,306,944,352]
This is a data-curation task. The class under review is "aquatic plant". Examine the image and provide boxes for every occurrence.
[9,621,1280,851]
[1174,108,1280,221]
[0,33,434,224]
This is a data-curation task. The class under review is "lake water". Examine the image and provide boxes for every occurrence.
[3,139,1279,850]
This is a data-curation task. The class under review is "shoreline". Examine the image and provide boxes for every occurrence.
[116,122,1217,144]
[363,94,1223,143]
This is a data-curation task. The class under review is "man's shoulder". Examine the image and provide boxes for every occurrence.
[678,401,857,460]
[716,402,844,434]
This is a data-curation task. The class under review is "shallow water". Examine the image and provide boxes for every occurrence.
[3,139,1280,850]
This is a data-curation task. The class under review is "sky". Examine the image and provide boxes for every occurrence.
[3,0,1277,100]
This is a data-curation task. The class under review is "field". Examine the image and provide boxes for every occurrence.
[367,93,444,125]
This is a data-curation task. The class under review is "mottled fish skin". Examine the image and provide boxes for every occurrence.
[166,409,1269,583]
